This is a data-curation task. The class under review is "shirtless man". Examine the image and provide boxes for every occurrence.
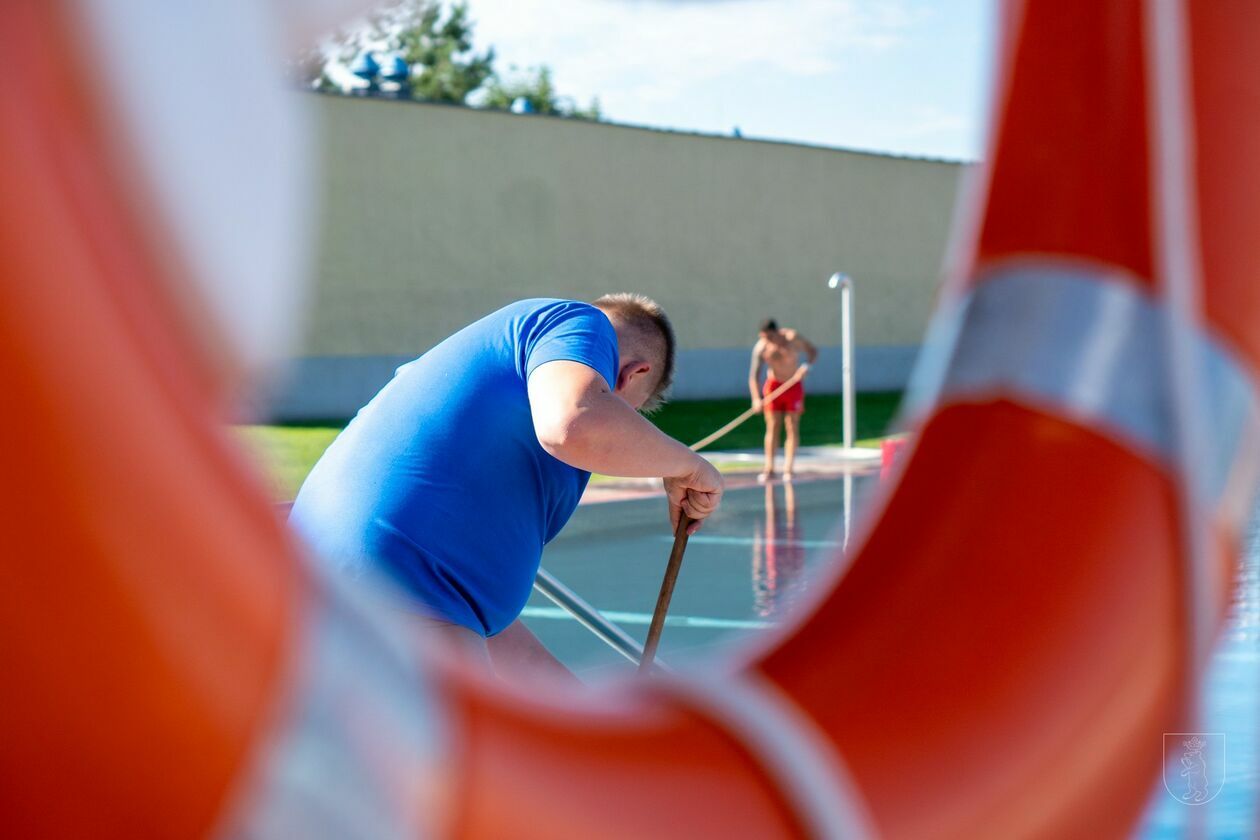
[749,319,818,482]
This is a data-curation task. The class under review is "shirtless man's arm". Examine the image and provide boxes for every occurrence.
[748,339,766,411]
[784,329,818,373]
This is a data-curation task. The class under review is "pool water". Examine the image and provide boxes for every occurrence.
[525,474,1260,837]
[1136,515,1259,837]
[525,475,872,677]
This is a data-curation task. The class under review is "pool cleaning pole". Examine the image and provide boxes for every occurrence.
[640,515,692,672]
[828,273,855,450]
[533,568,667,671]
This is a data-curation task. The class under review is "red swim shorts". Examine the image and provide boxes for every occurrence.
[763,377,805,414]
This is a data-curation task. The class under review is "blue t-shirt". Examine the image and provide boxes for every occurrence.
[289,299,619,637]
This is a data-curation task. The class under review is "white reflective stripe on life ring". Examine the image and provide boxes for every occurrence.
[908,262,1260,509]
[661,671,878,840]
[215,566,442,840]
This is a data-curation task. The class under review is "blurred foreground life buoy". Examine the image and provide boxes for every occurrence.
[3,1,1259,838]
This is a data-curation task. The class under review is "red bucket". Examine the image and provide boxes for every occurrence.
[880,436,908,481]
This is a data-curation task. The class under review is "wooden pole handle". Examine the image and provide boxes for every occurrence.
[639,514,691,672]
[689,367,808,453]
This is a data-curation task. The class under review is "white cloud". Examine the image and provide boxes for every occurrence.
[467,0,924,110]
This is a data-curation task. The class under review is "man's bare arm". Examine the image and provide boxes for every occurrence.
[748,341,765,408]
[527,361,722,533]
[790,330,819,367]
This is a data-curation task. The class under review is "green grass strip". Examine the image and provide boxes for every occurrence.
[236,391,903,500]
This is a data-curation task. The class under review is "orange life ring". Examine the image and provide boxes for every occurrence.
[3,1,1258,838]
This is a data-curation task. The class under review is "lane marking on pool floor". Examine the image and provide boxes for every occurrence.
[657,534,843,549]
[520,606,773,631]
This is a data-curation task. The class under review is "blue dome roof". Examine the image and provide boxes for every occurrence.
[379,54,409,82]
[350,51,380,80]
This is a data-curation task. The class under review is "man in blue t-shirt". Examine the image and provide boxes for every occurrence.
[289,294,723,676]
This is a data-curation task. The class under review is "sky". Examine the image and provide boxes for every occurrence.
[460,0,997,161]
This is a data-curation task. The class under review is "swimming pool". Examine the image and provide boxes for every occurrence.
[525,473,1260,837]
[525,474,874,677]
[1136,515,1259,837]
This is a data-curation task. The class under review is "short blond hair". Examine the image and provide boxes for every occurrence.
[593,293,675,412]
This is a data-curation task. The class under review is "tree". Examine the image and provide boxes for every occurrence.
[481,64,602,121]
[366,1,494,104]
[309,0,493,104]
[304,0,600,121]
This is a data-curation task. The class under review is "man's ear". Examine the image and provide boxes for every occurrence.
[616,358,652,391]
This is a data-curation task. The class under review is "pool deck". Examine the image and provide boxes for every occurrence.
[581,444,883,504]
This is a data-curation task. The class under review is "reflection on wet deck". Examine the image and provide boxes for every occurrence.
[752,482,810,621]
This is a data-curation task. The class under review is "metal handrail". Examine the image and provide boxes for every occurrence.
[533,567,671,673]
